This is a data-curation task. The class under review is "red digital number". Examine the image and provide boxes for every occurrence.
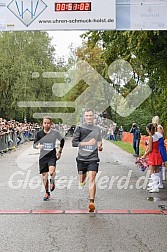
[55,2,91,12]
[61,3,66,11]
[68,3,72,11]
[56,3,61,11]
[85,3,90,11]
[73,3,77,10]
[80,3,84,11]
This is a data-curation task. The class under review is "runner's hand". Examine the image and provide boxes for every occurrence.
[57,151,61,160]
[98,146,103,151]
[37,143,44,150]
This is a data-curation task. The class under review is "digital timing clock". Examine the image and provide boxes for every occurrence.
[55,2,91,12]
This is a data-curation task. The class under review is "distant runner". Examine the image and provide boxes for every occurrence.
[33,116,65,201]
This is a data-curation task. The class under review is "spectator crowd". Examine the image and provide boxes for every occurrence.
[0,118,41,154]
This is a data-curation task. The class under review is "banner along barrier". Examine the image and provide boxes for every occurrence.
[122,132,167,151]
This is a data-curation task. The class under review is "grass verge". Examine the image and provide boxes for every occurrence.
[109,140,145,156]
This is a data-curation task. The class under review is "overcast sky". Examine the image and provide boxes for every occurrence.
[48,31,85,59]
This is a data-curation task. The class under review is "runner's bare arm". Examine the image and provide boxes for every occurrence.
[57,138,65,159]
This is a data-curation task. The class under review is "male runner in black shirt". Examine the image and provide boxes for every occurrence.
[33,116,65,201]
[72,109,103,212]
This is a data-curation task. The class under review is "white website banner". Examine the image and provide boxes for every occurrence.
[1,0,167,31]
[5,0,116,31]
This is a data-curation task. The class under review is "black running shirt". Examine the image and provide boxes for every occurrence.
[33,129,64,160]
[72,124,102,161]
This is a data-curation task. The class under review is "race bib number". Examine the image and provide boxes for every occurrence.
[43,143,54,151]
[82,145,96,152]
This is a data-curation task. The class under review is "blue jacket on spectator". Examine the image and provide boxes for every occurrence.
[130,126,141,140]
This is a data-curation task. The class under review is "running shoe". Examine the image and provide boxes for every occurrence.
[89,202,95,212]
[80,181,86,187]
[50,180,55,192]
[43,192,50,201]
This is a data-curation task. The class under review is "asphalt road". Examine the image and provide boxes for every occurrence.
[0,138,167,252]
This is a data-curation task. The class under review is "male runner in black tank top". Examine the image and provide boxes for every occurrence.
[33,116,65,201]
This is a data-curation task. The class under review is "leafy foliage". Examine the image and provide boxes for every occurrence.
[79,31,167,134]
[0,31,166,134]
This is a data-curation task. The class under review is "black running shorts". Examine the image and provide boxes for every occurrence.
[39,158,56,174]
[77,160,99,174]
